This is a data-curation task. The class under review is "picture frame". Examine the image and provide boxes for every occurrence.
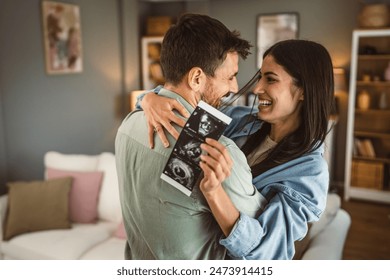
[41,1,83,74]
[141,36,165,89]
[256,13,299,68]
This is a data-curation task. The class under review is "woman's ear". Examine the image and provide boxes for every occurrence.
[187,67,205,91]
[297,88,304,101]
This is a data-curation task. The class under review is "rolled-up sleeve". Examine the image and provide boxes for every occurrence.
[220,137,267,218]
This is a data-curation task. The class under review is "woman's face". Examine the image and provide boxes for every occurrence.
[253,55,304,128]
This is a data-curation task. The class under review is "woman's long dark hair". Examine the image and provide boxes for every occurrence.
[240,40,335,177]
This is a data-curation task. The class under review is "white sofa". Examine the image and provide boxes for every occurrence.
[0,151,351,260]
[0,151,126,260]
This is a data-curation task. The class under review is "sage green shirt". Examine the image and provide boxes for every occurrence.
[115,88,266,260]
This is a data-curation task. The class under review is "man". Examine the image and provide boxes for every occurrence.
[115,13,265,260]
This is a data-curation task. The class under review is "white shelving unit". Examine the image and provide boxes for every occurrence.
[344,29,390,204]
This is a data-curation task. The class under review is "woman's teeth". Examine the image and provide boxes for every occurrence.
[259,100,272,106]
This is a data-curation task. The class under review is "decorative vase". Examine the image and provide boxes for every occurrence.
[357,90,371,110]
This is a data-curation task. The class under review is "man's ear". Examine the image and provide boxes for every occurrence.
[187,67,205,91]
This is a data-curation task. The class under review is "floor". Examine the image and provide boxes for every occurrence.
[341,198,390,259]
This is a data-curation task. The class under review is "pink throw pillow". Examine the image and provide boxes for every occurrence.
[46,167,103,223]
[114,221,127,239]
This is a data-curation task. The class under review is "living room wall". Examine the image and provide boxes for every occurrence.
[0,0,374,194]
[0,0,133,194]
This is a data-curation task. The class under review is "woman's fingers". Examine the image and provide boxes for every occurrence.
[171,99,190,120]
[201,138,233,169]
[147,123,155,149]
[143,96,189,148]
[154,125,169,148]
[200,139,232,182]
[200,154,229,182]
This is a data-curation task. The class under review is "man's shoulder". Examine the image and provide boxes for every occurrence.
[117,110,150,141]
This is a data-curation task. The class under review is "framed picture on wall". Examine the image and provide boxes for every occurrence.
[256,13,299,68]
[41,1,83,74]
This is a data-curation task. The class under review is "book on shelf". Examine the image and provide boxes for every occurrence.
[354,138,376,158]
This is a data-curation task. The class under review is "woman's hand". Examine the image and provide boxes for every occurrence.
[199,138,233,195]
[199,138,239,237]
[141,92,190,148]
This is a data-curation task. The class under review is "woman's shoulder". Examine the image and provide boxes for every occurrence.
[222,105,260,138]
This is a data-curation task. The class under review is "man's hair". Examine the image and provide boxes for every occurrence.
[160,13,251,85]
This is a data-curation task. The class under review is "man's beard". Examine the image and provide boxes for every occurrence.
[199,92,221,109]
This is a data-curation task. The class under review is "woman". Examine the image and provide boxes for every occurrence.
[140,39,335,259]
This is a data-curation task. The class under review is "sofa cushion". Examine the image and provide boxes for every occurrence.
[3,178,72,241]
[1,222,117,259]
[44,151,122,223]
[80,237,126,260]
[44,151,100,174]
[114,221,126,239]
[46,168,103,223]
[96,153,122,223]
[309,193,341,239]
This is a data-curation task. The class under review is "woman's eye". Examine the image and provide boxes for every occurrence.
[266,76,277,83]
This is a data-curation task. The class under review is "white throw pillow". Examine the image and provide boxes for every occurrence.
[96,153,122,223]
[44,151,100,179]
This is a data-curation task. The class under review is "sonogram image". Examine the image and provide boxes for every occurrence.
[165,158,195,190]
[178,139,202,164]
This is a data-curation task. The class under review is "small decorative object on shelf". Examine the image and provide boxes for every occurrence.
[360,45,377,55]
[357,90,371,110]
[146,16,173,36]
[358,3,390,28]
[362,72,371,82]
[384,61,390,81]
[379,91,388,109]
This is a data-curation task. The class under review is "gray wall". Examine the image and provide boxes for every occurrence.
[0,0,370,194]
[210,0,359,83]
[0,0,130,194]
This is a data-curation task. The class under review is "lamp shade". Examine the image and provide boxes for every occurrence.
[333,68,347,92]
[129,90,146,111]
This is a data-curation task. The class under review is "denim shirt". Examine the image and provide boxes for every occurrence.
[219,105,329,260]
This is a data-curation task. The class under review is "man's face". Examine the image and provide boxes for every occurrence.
[201,52,239,108]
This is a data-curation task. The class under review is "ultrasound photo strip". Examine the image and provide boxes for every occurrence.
[161,100,232,196]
